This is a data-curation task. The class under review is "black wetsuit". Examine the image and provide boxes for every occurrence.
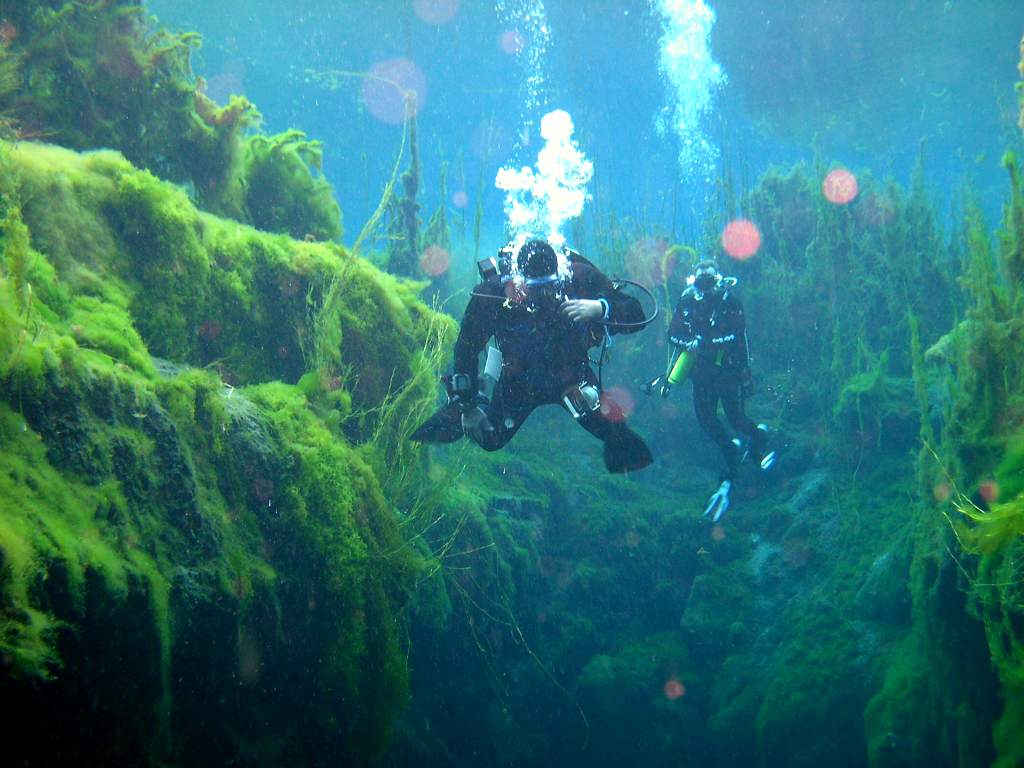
[449,256,652,472]
[668,282,763,480]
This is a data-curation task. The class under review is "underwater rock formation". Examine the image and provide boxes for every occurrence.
[0,139,447,765]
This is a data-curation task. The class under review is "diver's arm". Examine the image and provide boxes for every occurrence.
[667,292,697,349]
[452,286,497,396]
[576,262,644,334]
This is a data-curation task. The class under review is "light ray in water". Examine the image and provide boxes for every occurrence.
[652,0,727,195]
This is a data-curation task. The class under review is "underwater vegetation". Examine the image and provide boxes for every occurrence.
[2,4,1024,768]
[0,0,341,241]
[0,135,452,764]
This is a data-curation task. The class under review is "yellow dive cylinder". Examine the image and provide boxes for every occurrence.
[667,349,695,384]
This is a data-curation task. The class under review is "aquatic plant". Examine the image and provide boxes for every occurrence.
[241,130,342,242]
[0,1,341,241]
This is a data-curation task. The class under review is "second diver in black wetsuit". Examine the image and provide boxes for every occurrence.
[656,259,774,520]
[412,239,653,474]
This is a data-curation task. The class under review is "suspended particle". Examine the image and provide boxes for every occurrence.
[419,245,451,277]
[452,190,469,208]
[823,168,859,205]
[413,0,460,25]
[932,482,951,503]
[362,58,427,125]
[711,525,726,541]
[721,219,762,260]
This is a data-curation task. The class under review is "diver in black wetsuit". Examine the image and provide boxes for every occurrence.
[658,259,773,519]
[412,239,653,474]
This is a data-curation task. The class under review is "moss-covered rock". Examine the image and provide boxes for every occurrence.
[0,137,446,764]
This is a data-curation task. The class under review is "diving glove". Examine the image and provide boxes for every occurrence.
[703,480,731,523]
[640,375,672,398]
[461,406,494,446]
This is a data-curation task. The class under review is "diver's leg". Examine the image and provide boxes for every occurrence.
[475,381,535,451]
[720,372,766,460]
[693,370,739,481]
[571,371,652,473]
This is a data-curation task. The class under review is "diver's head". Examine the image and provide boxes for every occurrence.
[691,259,721,295]
[518,239,562,305]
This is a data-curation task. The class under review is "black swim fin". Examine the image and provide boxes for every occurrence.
[603,428,653,474]
[410,403,465,443]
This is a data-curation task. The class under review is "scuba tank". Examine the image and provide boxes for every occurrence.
[667,348,695,384]
[477,346,502,404]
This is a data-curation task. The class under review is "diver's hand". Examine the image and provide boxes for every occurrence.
[561,299,605,324]
[461,406,493,445]
[641,376,671,397]
[685,336,703,353]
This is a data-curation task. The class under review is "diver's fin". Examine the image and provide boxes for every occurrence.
[410,403,465,443]
[603,428,653,474]
[703,480,731,522]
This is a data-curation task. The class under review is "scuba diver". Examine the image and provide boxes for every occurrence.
[651,258,774,520]
[412,239,653,474]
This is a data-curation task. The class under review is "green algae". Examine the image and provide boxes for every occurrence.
[0,135,447,763]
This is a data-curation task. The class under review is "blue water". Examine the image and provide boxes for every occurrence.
[146,0,1022,246]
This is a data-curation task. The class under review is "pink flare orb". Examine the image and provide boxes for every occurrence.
[979,480,1000,504]
[721,219,762,260]
[419,245,451,277]
[204,72,246,103]
[711,525,726,542]
[663,678,685,700]
[362,58,427,125]
[414,0,460,25]
[601,386,635,422]
[0,21,17,47]
[499,29,526,55]
[452,190,469,208]
[626,236,672,285]
[823,168,859,205]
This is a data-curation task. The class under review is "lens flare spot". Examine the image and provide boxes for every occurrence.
[362,58,427,125]
[197,319,222,342]
[663,677,685,700]
[472,116,511,160]
[979,480,1000,504]
[237,628,262,686]
[932,482,951,503]
[823,168,859,205]
[721,219,762,260]
[413,0,460,25]
[0,20,18,47]
[626,236,673,285]
[203,70,246,103]
[419,245,451,277]
[601,387,635,422]
[710,525,726,541]
[452,190,469,208]
[660,402,680,420]
[500,29,526,55]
